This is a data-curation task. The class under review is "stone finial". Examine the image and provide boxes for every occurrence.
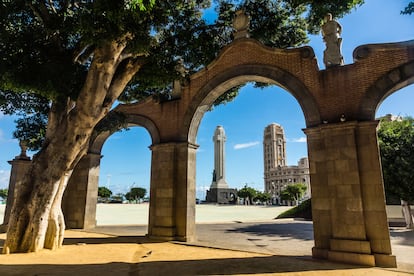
[17,140,30,160]
[171,58,188,100]
[321,13,344,68]
[232,10,250,39]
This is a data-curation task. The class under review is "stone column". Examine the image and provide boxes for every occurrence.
[62,152,101,229]
[148,142,197,242]
[1,154,31,232]
[356,121,396,267]
[304,121,395,267]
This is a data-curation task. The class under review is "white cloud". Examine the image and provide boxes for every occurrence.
[233,141,260,150]
[288,137,307,143]
[0,170,10,189]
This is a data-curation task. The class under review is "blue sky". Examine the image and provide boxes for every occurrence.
[0,0,413,200]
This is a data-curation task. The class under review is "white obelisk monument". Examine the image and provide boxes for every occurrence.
[211,125,229,188]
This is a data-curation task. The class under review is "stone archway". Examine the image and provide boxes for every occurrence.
[62,114,160,229]
[358,60,414,121]
[185,64,321,145]
[58,36,414,268]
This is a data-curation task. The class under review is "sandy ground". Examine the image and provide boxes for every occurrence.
[0,230,411,276]
[0,204,413,275]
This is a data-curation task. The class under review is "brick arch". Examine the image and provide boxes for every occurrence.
[89,114,160,154]
[185,64,321,144]
[358,61,414,121]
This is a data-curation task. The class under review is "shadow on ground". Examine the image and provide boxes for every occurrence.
[389,227,414,246]
[132,255,363,275]
[225,221,314,241]
[0,231,410,276]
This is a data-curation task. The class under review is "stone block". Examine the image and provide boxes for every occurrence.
[312,198,331,211]
[346,198,363,212]
[336,185,353,198]
[374,254,396,267]
[330,239,371,254]
[149,226,176,240]
[312,247,328,259]
[156,188,173,198]
[328,250,375,266]
[368,237,392,254]
[334,159,350,172]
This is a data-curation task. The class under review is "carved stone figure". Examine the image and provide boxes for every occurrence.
[233,10,250,39]
[322,13,344,67]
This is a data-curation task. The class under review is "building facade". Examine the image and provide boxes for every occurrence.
[263,123,310,204]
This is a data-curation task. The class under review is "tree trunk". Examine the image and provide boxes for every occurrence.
[401,199,414,229]
[3,131,88,253]
[3,38,144,253]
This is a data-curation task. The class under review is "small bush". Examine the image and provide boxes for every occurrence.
[276,198,312,220]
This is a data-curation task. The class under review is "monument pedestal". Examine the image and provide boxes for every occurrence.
[206,188,237,204]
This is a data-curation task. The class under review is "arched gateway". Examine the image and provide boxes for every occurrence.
[61,36,414,267]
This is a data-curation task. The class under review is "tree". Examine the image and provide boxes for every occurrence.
[0,0,363,253]
[402,2,414,15]
[254,191,271,204]
[280,183,307,204]
[378,116,414,228]
[0,189,8,200]
[98,187,112,199]
[125,187,147,202]
[237,185,257,205]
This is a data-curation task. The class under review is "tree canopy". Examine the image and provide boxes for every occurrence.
[378,116,414,203]
[402,1,414,15]
[1,0,364,149]
[280,183,307,202]
[0,188,8,199]
[98,186,112,199]
[125,187,147,202]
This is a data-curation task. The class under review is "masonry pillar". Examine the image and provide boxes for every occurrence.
[356,121,396,267]
[62,152,101,229]
[0,154,31,232]
[304,121,395,267]
[148,142,197,242]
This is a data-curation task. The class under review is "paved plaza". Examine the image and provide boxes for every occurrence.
[0,204,413,275]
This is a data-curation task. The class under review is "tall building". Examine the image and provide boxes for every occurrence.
[263,123,310,204]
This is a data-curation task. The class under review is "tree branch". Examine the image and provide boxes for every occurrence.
[104,57,147,108]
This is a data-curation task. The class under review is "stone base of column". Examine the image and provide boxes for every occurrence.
[148,226,176,241]
[328,250,375,266]
[313,240,397,268]
[374,254,397,268]
[312,247,328,259]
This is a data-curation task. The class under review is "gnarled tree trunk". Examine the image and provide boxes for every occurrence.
[3,38,144,253]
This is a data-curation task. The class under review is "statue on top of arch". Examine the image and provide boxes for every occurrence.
[322,13,344,68]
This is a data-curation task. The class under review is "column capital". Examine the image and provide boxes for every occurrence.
[303,120,379,136]
[150,141,199,151]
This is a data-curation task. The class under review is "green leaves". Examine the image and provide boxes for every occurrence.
[280,183,307,201]
[378,117,414,202]
[98,186,113,198]
[126,0,156,11]
[125,187,147,201]
[402,2,414,15]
